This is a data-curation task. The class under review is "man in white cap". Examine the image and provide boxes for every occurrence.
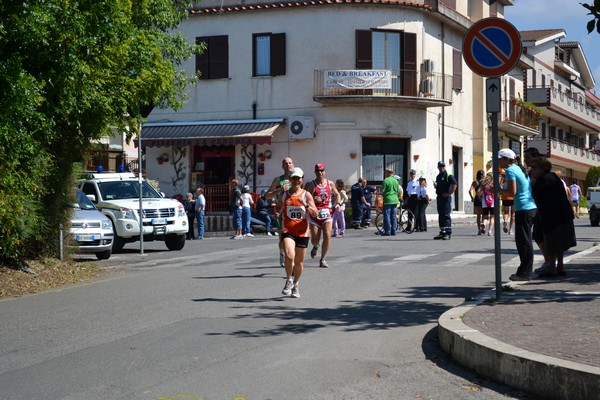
[405,169,419,230]
[498,148,537,281]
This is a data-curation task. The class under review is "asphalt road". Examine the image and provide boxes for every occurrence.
[1,217,596,400]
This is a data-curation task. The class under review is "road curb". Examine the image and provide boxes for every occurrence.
[438,246,600,400]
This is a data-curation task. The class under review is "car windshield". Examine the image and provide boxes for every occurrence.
[97,180,161,200]
[75,189,97,210]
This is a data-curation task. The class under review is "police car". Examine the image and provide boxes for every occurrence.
[79,172,188,252]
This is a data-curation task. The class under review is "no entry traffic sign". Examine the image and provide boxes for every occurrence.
[463,18,522,77]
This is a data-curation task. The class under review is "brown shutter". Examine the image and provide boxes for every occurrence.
[211,35,229,79]
[439,0,456,8]
[196,37,209,79]
[270,33,286,76]
[452,49,462,91]
[401,32,417,96]
[356,30,372,69]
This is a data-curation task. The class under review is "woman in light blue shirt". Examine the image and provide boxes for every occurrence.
[499,149,537,281]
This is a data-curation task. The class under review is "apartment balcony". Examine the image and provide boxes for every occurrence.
[313,69,452,108]
[526,137,600,171]
[498,97,540,137]
[527,86,600,132]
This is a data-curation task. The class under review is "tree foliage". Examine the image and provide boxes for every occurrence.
[0,0,202,267]
[585,166,600,191]
[582,1,600,33]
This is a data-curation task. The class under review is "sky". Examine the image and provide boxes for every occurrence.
[504,0,600,92]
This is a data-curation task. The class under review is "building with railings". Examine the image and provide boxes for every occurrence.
[521,29,600,187]
[142,0,516,215]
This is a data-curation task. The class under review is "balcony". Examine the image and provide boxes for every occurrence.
[526,137,600,171]
[498,97,540,137]
[313,69,453,108]
[527,86,600,132]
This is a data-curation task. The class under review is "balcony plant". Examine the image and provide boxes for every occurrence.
[511,98,542,118]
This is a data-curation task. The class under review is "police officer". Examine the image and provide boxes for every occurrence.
[405,169,419,230]
[434,161,457,240]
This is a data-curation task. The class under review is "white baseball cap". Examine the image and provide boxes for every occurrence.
[290,167,304,178]
[498,148,516,160]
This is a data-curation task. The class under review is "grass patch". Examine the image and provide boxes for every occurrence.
[0,258,106,299]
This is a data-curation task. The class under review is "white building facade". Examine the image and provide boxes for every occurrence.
[144,0,513,212]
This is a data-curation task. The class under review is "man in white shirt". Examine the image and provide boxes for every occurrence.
[405,169,419,231]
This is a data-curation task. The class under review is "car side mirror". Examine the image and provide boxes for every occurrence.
[86,194,97,203]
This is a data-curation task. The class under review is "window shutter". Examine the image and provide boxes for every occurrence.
[211,36,229,79]
[196,37,209,79]
[439,0,456,9]
[452,49,462,91]
[401,32,417,96]
[356,30,372,69]
[270,33,286,76]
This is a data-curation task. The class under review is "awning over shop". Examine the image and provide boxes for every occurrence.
[139,118,284,147]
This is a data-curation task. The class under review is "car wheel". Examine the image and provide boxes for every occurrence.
[165,234,186,250]
[110,220,126,252]
[96,250,111,260]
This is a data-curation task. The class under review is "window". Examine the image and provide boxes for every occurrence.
[253,33,286,77]
[452,49,462,91]
[196,36,229,79]
[355,30,417,96]
[362,138,408,185]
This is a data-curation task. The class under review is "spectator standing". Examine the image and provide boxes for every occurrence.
[350,178,370,229]
[469,170,485,235]
[230,179,243,240]
[433,161,457,240]
[415,177,430,232]
[195,187,206,239]
[570,182,582,218]
[332,179,348,237]
[276,167,318,298]
[183,192,196,240]
[529,157,576,277]
[256,189,276,236]
[380,167,400,236]
[499,148,537,281]
[241,185,254,237]
[361,179,377,228]
[479,173,495,236]
[405,169,419,231]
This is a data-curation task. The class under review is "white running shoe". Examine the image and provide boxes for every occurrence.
[267,232,273,236]
[245,233,254,237]
[282,279,293,296]
[319,259,329,268]
[291,284,300,298]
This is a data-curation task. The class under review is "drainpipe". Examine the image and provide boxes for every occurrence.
[252,102,258,193]
[440,23,446,163]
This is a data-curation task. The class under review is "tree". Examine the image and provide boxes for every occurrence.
[582,1,600,33]
[0,0,203,267]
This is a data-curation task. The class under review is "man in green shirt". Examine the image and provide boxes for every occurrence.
[380,167,400,236]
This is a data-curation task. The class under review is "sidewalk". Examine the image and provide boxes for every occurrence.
[438,245,600,400]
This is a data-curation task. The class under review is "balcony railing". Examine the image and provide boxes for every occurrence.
[526,137,600,169]
[527,86,600,130]
[313,69,453,107]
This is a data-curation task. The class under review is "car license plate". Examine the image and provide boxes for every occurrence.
[151,218,167,225]
[76,234,94,242]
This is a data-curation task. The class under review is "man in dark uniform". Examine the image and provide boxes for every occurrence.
[351,178,370,229]
[361,179,377,228]
[434,161,457,240]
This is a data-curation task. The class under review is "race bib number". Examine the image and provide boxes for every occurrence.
[286,206,306,220]
[317,208,331,219]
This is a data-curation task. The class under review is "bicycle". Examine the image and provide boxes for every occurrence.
[374,203,415,234]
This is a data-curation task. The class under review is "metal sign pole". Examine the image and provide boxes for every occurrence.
[486,77,502,300]
[138,121,144,255]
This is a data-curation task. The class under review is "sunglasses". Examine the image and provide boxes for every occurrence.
[316,169,325,172]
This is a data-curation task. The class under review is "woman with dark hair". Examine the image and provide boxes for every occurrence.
[529,157,576,277]
[469,170,485,235]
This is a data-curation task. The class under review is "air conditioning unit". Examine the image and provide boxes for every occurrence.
[288,116,315,140]
[420,79,434,95]
[421,59,434,74]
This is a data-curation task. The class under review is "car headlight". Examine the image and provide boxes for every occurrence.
[101,220,112,230]
[177,203,185,217]
[120,207,136,219]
